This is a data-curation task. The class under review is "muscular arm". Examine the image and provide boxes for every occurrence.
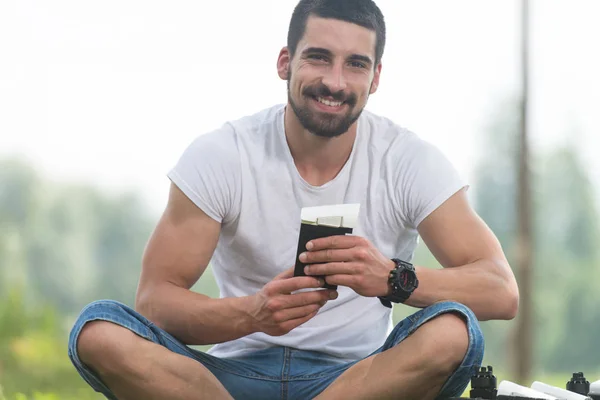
[299,191,518,320]
[135,182,255,345]
[407,188,520,321]
[135,182,331,344]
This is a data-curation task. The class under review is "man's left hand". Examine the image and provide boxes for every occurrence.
[299,235,395,297]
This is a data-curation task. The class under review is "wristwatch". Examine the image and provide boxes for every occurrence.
[378,258,419,308]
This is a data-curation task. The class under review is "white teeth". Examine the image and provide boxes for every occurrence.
[317,97,343,107]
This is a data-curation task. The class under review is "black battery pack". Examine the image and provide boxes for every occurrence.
[293,222,353,290]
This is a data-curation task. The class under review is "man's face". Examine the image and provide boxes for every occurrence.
[279,16,381,138]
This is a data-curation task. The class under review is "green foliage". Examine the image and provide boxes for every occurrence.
[1,389,100,400]
[472,106,600,374]
[0,158,154,315]
[0,158,148,398]
[0,288,103,399]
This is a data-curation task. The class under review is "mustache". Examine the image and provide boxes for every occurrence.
[302,85,357,106]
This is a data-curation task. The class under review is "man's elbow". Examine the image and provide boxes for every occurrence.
[499,280,520,320]
[482,259,520,320]
[135,284,161,323]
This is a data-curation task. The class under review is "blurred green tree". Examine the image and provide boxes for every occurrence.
[0,158,154,316]
[472,106,600,374]
[533,145,600,372]
[0,287,103,399]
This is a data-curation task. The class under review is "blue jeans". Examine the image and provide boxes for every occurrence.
[68,300,484,400]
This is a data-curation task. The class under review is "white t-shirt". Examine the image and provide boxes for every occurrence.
[168,104,466,361]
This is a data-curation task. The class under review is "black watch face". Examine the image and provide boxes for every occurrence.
[398,270,417,290]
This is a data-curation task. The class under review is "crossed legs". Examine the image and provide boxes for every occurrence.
[75,309,472,400]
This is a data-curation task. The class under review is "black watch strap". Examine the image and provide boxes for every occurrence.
[378,259,415,308]
[379,297,393,308]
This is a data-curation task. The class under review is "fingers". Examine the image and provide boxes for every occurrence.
[268,275,325,295]
[304,262,358,277]
[263,290,335,317]
[263,291,337,336]
[305,235,367,251]
[299,248,356,264]
[264,290,335,314]
[281,289,337,308]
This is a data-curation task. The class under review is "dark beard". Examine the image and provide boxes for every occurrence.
[287,79,364,138]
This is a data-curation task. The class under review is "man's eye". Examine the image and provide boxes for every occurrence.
[349,61,367,69]
[308,54,328,61]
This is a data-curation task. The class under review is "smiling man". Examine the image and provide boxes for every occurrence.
[68,1,519,399]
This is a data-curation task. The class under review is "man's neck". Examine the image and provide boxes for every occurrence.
[284,105,357,187]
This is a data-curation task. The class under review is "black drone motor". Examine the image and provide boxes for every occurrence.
[470,366,498,399]
[567,372,590,396]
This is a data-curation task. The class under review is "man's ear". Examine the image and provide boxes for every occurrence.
[277,47,291,80]
[369,63,382,94]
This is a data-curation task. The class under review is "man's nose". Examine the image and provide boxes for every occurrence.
[321,63,348,94]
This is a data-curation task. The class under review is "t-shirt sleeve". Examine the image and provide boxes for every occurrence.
[167,124,241,224]
[394,136,468,229]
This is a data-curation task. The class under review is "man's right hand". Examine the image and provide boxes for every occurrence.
[246,267,338,336]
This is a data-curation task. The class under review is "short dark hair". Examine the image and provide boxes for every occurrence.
[287,0,386,66]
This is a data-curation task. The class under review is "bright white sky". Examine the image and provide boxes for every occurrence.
[1,0,599,214]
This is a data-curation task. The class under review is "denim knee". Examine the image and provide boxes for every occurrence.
[67,300,151,399]
[422,302,484,398]
[69,300,157,365]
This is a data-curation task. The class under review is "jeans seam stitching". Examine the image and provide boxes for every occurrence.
[282,348,290,400]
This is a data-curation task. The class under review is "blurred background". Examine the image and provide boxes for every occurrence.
[1,0,599,398]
